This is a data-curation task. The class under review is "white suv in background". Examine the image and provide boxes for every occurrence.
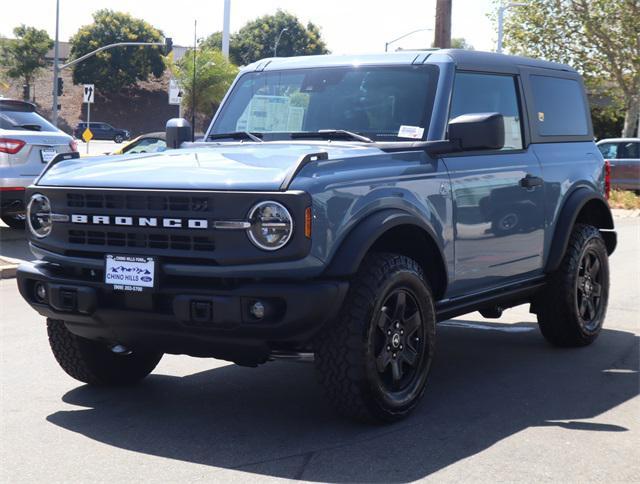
[0,99,77,229]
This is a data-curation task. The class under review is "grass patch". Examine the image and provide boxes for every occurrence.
[609,189,640,209]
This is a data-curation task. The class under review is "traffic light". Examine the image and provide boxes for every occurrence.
[163,37,173,56]
[22,84,30,101]
[56,77,64,96]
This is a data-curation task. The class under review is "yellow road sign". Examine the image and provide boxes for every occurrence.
[82,128,93,142]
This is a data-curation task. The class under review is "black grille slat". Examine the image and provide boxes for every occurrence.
[62,192,222,256]
[67,229,215,253]
[66,193,212,212]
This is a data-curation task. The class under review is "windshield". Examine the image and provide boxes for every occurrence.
[211,65,439,142]
[0,110,58,132]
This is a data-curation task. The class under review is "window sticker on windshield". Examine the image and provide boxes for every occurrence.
[397,125,424,139]
[239,95,292,132]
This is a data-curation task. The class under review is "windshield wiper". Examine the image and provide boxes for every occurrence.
[18,124,42,132]
[291,130,373,143]
[208,131,263,142]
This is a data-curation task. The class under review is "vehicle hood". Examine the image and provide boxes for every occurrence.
[36,142,384,191]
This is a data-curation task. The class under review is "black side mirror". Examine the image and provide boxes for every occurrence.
[448,112,504,151]
[165,118,191,149]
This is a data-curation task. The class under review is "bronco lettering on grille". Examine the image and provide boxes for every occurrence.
[70,214,209,229]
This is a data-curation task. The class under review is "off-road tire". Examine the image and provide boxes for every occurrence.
[315,253,436,422]
[1,214,26,230]
[47,319,162,385]
[537,223,609,347]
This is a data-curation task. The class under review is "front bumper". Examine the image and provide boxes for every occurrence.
[17,261,348,365]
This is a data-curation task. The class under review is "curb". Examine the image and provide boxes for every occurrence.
[0,257,20,280]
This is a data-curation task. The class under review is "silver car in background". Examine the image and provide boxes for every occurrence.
[0,99,77,228]
[597,137,640,192]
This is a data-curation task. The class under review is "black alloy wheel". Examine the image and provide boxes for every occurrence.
[575,248,605,332]
[371,289,427,400]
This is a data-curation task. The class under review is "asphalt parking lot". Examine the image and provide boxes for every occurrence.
[0,217,638,482]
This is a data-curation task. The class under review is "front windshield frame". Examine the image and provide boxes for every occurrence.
[208,64,440,143]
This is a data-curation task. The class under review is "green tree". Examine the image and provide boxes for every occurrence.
[451,37,474,50]
[69,10,166,93]
[170,47,238,130]
[502,0,640,137]
[0,25,53,100]
[202,10,329,66]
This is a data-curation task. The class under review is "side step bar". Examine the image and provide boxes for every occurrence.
[435,279,546,322]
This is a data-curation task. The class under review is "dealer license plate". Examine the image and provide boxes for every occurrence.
[40,148,57,163]
[105,255,155,292]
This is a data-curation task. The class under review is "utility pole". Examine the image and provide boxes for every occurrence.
[51,0,60,126]
[433,0,452,48]
[222,0,231,59]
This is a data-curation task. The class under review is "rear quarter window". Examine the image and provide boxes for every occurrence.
[529,75,589,137]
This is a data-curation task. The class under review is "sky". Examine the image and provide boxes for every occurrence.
[3,0,498,54]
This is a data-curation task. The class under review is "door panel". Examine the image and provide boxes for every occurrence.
[443,152,545,295]
[444,71,545,296]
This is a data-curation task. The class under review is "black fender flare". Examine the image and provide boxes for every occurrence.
[323,209,448,282]
[545,187,615,273]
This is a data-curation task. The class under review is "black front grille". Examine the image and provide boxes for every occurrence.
[66,193,211,212]
[68,229,215,252]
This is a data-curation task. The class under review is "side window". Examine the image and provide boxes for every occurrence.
[598,143,618,159]
[529,75,589,137]
[125,138,166,154]
[450,72,523,150]
[618,142,639,159]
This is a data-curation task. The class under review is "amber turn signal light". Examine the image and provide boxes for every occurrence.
[304,207,312,238]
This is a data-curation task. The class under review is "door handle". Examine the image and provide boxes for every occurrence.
[519,174,543,189]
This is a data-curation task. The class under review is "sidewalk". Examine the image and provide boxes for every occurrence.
[0,255,20,279]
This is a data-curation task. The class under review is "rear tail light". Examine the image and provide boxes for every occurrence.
[69,139,78,152]
[0,138,26,154]
[604,159,611,200]
[0,187,26,192]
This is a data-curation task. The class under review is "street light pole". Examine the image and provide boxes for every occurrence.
[50,39,171,126]
[497,2,526,54]
[51,0,60,126]
[192,20,197,142]
[385,28,433,52]
[222,0,231,58]
[274,28,288,57]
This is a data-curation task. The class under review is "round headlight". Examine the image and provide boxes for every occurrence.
[247,201,293,251]
[27,194,52,238]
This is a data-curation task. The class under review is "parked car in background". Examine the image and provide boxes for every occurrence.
[597,138,640,192]
[73,122,130,143]
[111,132,166,155]
[0,99,77,229]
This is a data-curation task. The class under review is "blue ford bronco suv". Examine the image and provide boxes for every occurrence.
[17,50,616,422]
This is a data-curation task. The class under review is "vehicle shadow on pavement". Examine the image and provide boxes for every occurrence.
[0,226,31,261]
[46,321,639,482]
